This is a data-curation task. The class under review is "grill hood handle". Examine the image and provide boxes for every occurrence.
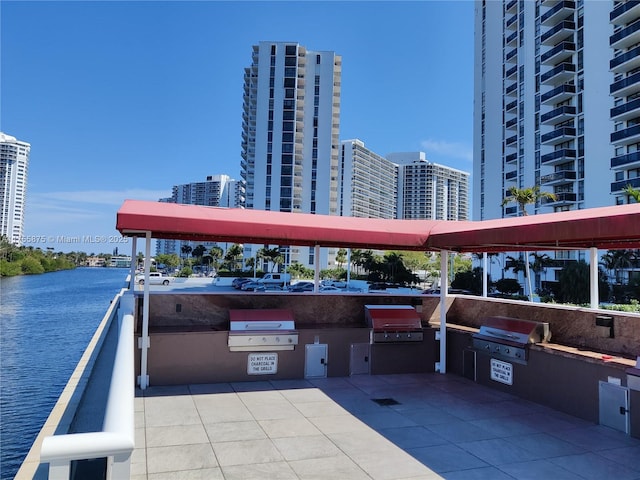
[485,329,520,340]
[244,322,283,330]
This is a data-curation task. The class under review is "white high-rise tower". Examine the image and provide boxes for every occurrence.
[241,42,342,269]
[0,132,30,246]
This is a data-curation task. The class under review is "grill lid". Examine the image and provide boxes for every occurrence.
[229,309,296,331]
[364,305,422,332]
[474,316,551,345]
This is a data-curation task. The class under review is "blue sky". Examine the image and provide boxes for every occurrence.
[2,1,474,254]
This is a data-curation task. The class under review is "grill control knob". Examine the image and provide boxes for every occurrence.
[505,348,510,354]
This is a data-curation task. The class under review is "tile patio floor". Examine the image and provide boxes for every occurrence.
[131,373,640,480]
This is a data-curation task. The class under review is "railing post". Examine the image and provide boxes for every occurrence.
[109,452,132,479]
[48,460,71,480]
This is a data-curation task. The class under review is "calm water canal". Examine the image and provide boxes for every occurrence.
[0,267,128,480]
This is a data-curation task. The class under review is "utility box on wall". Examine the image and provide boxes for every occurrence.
[305,343,328,379]
[350,343,370,376]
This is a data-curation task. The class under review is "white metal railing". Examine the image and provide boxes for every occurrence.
[40,313,135,479]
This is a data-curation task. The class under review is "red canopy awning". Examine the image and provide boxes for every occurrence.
[116,199,640,252]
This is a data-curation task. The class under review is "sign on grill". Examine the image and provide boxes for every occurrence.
[247,353,278,375]
[490,359,513,385]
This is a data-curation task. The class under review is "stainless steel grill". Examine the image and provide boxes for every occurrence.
[472,316,551,364]
[228,309,299,352]
[365,305,424,343]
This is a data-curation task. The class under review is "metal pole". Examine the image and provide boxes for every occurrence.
[139,232,151,389]
[438,250,448,374]
[129,237,137,291]
[590,247,599,309]
[482,252,488,297]
[314,245,320,292]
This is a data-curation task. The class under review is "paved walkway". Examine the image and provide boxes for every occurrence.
[131,373,640,480]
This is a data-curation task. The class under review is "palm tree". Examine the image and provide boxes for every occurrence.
[501,186,557,300]
[224,243,244,272]
[335,248,348,268]
[209,245,224,271]
[256,247,283,273]
[501,185,557,215]
[180,244,192,267]
[623,184,640,203]
[529,252,552,292]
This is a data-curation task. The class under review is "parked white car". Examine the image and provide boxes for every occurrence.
[136,272,173,286]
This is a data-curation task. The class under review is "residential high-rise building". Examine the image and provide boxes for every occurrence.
[474,1,640,291]
[389,152,470,221]
[0,132,30,246]
[473,0,635,223]
[241,41,342,268]
[156,175,244,257]
[338,139,398,219]
[610,1,640,201]
[338,140,470,222]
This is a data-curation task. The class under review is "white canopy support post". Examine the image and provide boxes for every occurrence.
[590,247,599,309]
[129,237,138,292]
[436,250,449,374]
[482,252,488,297]
[139,232,151,389]
[346,248,351,285]
[129,237,137,291]
[313,245,320,292]
[525,250,533,301]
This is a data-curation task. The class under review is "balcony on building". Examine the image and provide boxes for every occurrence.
[540,170,577,186]
[505,170,518,181]
[611,150,640,170]
[541,62,576,85]
[506,13,518,29]
[505,134,518,146]
[505,117,518,130]
[541,83,576,104]
[541,126,577,145]
[611,97,640,122]
[610,19,640,50]
[505,82,518,96]
[610,45,640,74]
[504,205,518,216]
[505,0,517,14]
[505,48,518,63]
[611,71,640,99]
[611,123,640,145]
[505,152,518,164]
[506,99,518,112]
[542,192,577,206]
[541,41,576,65]
[611,0,640,25]
[541,105,577,125]
[506,30,518,48]
[540,147,574,165]
[505,64,518,79]
[541,0,575,26]
[541,20,575,46]
[611,176,640,193]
